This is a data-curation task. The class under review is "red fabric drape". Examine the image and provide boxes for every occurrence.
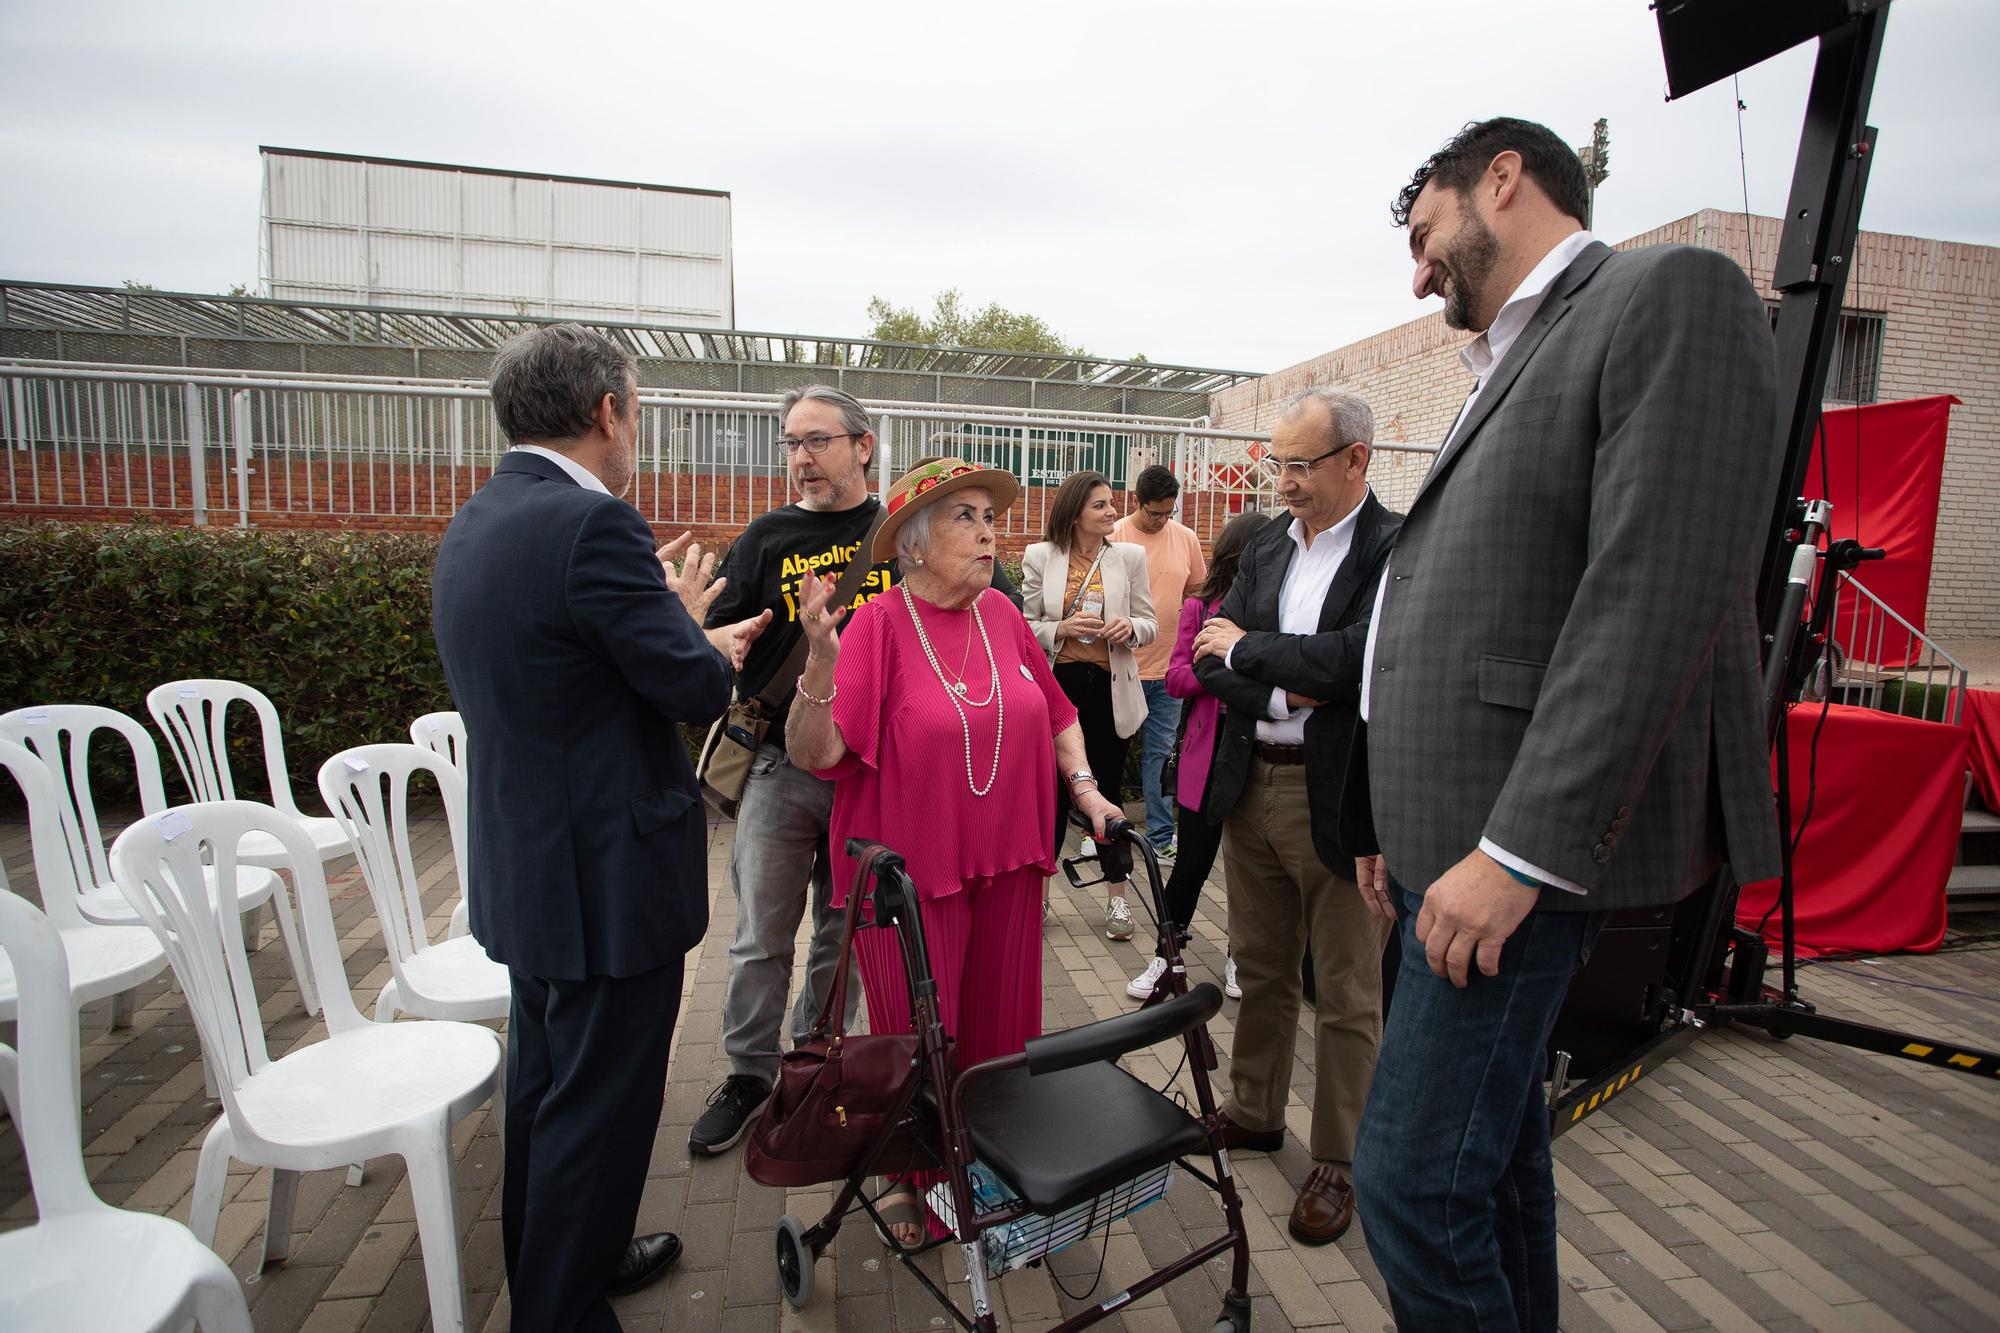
[1965,689,2000,813]
[1801,395,1958,668]
[1737,703,1968,956]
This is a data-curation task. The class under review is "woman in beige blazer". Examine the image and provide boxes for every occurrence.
[1021,469,1157,941]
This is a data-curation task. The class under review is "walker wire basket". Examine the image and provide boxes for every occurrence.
[927,1159,1175,1280]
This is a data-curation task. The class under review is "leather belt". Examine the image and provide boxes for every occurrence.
[1254,742,1306,765]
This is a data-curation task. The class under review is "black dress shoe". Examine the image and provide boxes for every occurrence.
[607,1232,683,1296]
[1217,1113,1285,1154]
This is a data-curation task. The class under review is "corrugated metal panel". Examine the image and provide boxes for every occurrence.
[463,242,548,303]
[368,232,457,301]
[260,149,733,326]
[638,255,723,312]
[268,225,363,290]
[462,173,551,242]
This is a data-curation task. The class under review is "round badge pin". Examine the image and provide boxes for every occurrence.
[1018,663,1034,681]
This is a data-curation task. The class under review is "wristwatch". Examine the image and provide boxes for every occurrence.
[1065,768,1098,789]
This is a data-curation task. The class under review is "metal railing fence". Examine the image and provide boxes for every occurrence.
[1817,572,1969,724]
[1,363,1440,542]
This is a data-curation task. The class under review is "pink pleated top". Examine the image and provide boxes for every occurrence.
[818,586,1078,906]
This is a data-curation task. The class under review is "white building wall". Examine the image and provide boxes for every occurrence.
[259,149,733,327]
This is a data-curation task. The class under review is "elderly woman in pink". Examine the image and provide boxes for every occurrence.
[785,456,1121,1247]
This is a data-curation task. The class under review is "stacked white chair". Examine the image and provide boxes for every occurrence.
[111,801,504,1332]
[320,741,508,1187]
[317,743,507,1026]
[0,738,169,1114]
[146,679,357,1015]
[408,711,472,939]
[0,891,254,1333]
[0,705,311,1008]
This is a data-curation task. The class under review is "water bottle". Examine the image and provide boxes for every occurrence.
[1075,586,1104,644]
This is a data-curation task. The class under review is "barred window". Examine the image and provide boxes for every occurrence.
[1767,305,1885,404]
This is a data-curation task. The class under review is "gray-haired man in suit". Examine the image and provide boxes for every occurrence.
[1344,118,1781,1329]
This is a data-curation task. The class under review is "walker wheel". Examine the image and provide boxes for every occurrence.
[1212,1291,1253,1331]
[775,1215,815,1310]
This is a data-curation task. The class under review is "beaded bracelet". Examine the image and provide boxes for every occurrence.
[794,678,837,708]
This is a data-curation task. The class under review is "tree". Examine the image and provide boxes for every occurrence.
[866,289,1086,357]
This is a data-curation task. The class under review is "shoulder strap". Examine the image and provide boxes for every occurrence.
[1061,545,1109,622]
[753,508,887,711]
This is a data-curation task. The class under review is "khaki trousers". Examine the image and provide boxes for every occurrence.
[1221,757,1390,1168]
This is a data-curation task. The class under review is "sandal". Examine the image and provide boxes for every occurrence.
[871,1178,926,1250]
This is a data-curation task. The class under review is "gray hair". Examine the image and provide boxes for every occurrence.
[1279,388,1375,450]
[779,384,874,440]
[895,506,935,564]
[489,324,636,445]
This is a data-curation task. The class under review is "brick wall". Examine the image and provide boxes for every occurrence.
[1211,210,2000,639]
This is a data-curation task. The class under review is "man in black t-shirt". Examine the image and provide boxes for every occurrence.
[688,385,1020,1156]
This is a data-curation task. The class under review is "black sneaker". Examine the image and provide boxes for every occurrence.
[688,1075,770,1155]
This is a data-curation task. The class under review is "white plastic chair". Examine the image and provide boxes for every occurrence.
[147,679,357,1015]
[0,892,253,1333]
[317,744,507,1026]
[0,739,169,1100]
[0,705,312,1011]
[111,801,503,1332]
[408,711,472,939]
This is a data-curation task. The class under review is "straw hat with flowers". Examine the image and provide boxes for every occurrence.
[870,457,1021,562]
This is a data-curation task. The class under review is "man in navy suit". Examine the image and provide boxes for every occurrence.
[433,324,769,1331]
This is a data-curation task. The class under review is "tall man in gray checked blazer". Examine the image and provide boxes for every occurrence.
[1343,119,1782,1330]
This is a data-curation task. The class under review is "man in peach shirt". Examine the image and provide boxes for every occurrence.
[1111,464,1208,857]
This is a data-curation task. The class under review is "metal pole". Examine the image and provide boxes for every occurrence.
[185,382,208,526]
[877,416,892,506]
[232,389,252,527]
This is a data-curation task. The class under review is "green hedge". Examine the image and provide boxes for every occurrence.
[1876,679,1959,724]
[0,521,449,805]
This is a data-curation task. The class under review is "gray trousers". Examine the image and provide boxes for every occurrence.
[721,743,856,1086]
[1221,757,1389,1169]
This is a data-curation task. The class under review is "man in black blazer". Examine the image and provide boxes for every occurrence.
[1345,118,1780,1330]
[1189,388,1400,1246]
[433,324,769,1332]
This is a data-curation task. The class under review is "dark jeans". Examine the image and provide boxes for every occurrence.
[1052,661,1132,864]
[1352,884,1608,1332]
[1154,800,1224,953]
[504,959,685,1333]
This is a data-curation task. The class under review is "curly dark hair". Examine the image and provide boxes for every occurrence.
[1391,117,1590,230]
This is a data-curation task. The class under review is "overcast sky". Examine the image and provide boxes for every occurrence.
[4,1,1995,373]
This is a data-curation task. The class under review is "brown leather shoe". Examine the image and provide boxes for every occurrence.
[1288,1165,1354,1245]
[1217,1113,1285,1154]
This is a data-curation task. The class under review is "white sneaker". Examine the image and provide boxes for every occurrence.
[1126,956,1168,1000]
[1105,895,1135,941]
[1224,957,1242,1000]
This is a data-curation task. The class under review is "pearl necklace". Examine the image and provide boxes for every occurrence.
[901,585,1004,796]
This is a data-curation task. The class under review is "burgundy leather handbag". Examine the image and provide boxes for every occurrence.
[744,844,932,1187]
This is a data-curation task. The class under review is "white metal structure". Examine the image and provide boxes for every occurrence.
[110,802,504,1333]
[259,148,734,327]
[316,744,505,1025]
[409,712,472,940]
[0,738,169,1104]
[0,892,253,1333]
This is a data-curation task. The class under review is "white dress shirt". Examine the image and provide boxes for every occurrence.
[513,443,610,495]
[1360,229,1598,893]
[1227,496,1366,745]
